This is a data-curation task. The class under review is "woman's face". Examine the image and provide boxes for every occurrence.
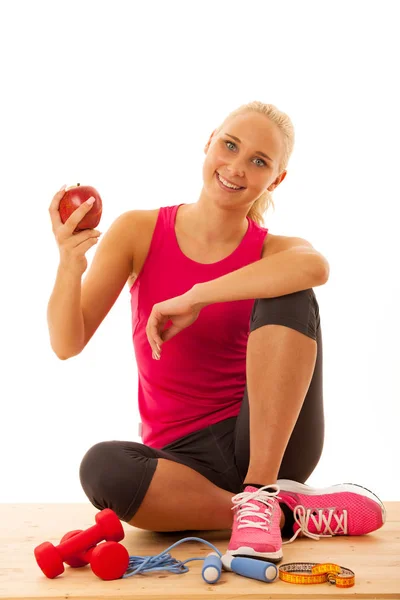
[202,112,286,208]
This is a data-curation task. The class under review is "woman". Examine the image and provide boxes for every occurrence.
[48,101,386,563]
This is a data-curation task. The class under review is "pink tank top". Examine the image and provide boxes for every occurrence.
[129,204,268,449]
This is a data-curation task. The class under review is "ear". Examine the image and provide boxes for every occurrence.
[277,170,287,185]
[267,170,287,192]
[204,129,217,154]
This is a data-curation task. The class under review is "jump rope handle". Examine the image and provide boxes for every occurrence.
[202,552,222,583]
[202,552,278,584]
[222,554,278,583]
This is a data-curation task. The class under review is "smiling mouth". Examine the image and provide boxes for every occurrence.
[216,172,245,190]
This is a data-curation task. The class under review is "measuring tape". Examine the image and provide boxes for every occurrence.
[279,562,355,588]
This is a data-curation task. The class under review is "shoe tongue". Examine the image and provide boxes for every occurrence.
[244,485,276,494]
[244,486,259,493]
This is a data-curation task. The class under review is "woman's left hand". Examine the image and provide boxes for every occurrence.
[146,289,204,359]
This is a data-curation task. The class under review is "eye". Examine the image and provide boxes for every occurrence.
[224,141,267,167]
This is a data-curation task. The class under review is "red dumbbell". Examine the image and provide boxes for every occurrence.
[34,508,124,579]
[60,531,129,580]
[58,530,96,568]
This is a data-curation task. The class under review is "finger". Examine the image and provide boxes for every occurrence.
[64,198,96,234]
[150,342,160,359]
[150,310,167,348]
[48,185,68,227]
[149,329,162,357]
[49,184,67,206]
[150,343,161,360]
[152,325,165,351]
[146,321,158,358]
[148,336,163,359]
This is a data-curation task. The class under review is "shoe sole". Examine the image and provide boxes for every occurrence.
[277,479,386,524]
[225,547,283,564]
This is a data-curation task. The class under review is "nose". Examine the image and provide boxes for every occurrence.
[226,158,246,180]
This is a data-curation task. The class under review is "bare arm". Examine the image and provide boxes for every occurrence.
[47,210,137,360]
[47,264,85,359]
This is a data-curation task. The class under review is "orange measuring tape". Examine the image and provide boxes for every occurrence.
[279,562,355,588]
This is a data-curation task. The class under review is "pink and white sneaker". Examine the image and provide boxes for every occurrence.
[277,479,387,545]
[226,484,283,563]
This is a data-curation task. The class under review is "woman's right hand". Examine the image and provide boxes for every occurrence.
[49,185,102,275]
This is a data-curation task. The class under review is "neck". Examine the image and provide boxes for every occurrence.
[180,198,250,245]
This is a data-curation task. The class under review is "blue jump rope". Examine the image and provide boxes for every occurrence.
[120,536,279,584]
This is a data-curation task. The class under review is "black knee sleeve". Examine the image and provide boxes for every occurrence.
[79,440,158,522]
[250,288,320,340]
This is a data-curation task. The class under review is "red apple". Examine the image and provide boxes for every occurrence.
[59,183,103,232]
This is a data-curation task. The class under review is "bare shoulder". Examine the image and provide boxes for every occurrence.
[123,207,160,233]
[262,233,314,258]
[261,233,284,258]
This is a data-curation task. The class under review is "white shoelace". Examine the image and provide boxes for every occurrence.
[231,484,281,532]
[283,504,349,545]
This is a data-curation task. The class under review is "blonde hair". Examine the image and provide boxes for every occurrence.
[214,101,295,226]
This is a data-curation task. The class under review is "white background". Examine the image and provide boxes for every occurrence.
[1,0,399,504]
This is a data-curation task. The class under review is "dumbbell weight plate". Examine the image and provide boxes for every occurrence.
[95,509,125,542]
[34,541,65,579]
[90,541,130,580]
